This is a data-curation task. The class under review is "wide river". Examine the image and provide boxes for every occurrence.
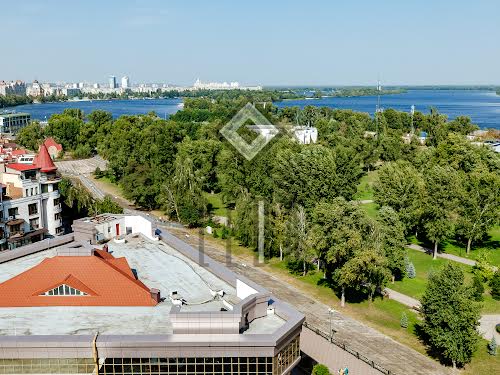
[6,89,500,129]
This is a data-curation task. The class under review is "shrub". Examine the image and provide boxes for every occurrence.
[406,261,416,279]
[488,336,497,356]
[94,166,103,178]
[312,364,330,375]
[496,324,500,334]
[471,274,484,301]
[400,312,409,328]
[212,229,219,238]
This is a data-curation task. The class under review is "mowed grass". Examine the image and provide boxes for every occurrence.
[408,226,500,266]
[360,202,379,218]
[204,192,233,217]
[353,170,377,201]
[390,249,500,313]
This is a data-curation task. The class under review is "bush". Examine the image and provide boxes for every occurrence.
[312,364,330,375]
[94,166,103,178]
[496,324,500,334]
[490,271,500,300]
[221,226,229,239]
[212,229,219,238]
[72,144,92,159]
[406,261,416,279]
[400,312,409,328]
[472,274,484,301]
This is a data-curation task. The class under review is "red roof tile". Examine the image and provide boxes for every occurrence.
[33,144,57,173]
[43,137,63,151]
[11,149,27,156]
[0,252,157,307]
[6,163,39,171]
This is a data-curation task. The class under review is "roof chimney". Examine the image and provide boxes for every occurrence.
[150,288,161,303]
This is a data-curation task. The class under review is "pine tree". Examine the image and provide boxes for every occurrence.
[406,261,416,279]
[490,271,500,301]
[488,336,497,356]
[420,263,481,368]
[400,312,409,329]
[471,274,484,302]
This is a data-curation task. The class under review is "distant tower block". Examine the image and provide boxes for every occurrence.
[109,75,117,89]
[121,76,130,89]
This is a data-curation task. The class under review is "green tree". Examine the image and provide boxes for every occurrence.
[374,160,425,233]
[422,166,461,259]
[15,122,44,151]
[490,271,500,301]
[337,248,391,302]
[471,274,484,302]
[45,113,83,149]
[285,205,315,276]
[400,312,409,329]
[378,206,407,280]
[160,156,206,226]
[488,336,497,356]
[420,263,481,368]
[457,171,500,254]
[271,202,288,260]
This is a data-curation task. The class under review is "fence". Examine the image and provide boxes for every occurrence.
[302,321,395,375]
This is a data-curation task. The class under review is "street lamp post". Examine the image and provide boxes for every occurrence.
[328,308,335,341]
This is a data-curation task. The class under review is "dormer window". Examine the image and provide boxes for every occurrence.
[42,284,87,296]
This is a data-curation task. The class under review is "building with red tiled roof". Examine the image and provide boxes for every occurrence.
[43,137,63,159]
[0,250,157,307]
[32,143,57,172]
[0,143,63,250]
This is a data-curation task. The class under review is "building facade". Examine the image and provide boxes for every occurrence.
[0,113,31,134]
[0,144,63,250]
[0,80,26,96]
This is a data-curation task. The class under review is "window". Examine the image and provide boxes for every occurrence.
[56,227,64,235]
[9,224,21,233]
[28,203,38,215]
[25,189,29,196]
[41,184,48,193]
[29,218,39,230]
[8,207,18,217]
[42,284,87,296]
[54,213,61,221]
[35,187,38,195]
[54,198,60,206]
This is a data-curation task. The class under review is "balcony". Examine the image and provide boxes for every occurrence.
[40,173,62,184]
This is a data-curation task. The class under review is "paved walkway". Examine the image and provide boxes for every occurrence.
[479,315,500,341]
[167,226,450,375]
[385,288,421,309]
[66,162,450,374]
[406,244,476,266]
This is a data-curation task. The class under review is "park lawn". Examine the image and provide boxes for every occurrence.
[408,226,500,267]
[442,226,500,266]
[353,170,377,201]
[462,339,500,375]
[390,249,500,313]
[360,202,379,218]
[204,192,234,217]
[267,259,426,356]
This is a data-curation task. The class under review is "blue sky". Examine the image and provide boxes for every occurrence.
[1,0,499,86]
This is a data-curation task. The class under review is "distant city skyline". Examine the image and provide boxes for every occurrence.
[1,0,499,86]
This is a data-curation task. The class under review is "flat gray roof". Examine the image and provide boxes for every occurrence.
[0,235,286,336]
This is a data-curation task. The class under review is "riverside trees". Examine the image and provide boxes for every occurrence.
[18,95,500,303]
